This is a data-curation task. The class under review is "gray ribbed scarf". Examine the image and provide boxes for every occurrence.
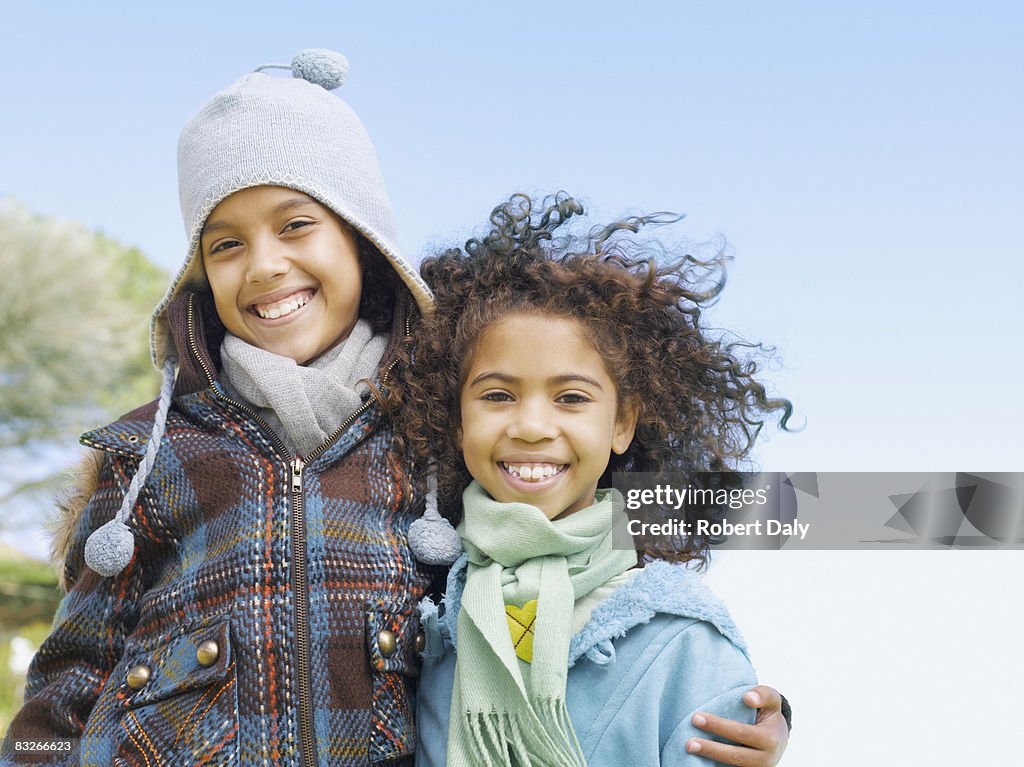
[219,319,386,456]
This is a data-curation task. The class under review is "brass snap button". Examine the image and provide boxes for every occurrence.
[377,629,397,658]
[126,663,151,690]
[414,632,426,654]
[196,639,220,668]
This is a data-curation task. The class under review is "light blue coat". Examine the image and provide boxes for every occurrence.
[416,557,756,766]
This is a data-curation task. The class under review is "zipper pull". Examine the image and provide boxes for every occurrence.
[291,457,305,493]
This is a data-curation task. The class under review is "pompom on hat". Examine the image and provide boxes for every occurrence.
[86,50,433,577]
[150,48,433,366]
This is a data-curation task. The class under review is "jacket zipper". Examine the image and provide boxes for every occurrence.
[287,356,405,767]
[290,396,379,767]
[186,294,408,766]
[290,455,314,767]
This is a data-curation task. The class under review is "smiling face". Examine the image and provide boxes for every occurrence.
[459,313,637,520]
[200,186,363,364]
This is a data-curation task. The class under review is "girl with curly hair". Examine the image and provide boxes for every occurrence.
[390,193,793,766]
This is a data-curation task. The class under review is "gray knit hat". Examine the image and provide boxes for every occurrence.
[151,48,433,365]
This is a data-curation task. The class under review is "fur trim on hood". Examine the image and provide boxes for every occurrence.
[50,448,105,591]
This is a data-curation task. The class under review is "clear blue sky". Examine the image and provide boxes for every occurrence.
[3,1,1022,471]
[2,4,1023,764]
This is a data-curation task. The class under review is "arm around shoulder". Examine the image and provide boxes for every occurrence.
[572,615,756,766]
[661,683,757,767]
[657,619,757,766]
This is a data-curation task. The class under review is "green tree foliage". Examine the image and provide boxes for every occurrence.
[0,546,58,733]
[0,198,166,507]
[0,551,60,630]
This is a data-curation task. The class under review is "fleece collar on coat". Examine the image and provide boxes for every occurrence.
[424,554,748,668]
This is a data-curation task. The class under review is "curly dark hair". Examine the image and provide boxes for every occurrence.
[388,193,792,565]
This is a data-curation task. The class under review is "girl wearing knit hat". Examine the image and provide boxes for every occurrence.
[1,53,789,767]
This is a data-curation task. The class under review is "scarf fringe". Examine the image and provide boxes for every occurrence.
[459,699,586,767]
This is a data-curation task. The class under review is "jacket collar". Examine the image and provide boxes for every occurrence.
[567,559,748,666]
[434,555,748,666]
[165,291,223,397]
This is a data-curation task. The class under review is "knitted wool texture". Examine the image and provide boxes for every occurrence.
[220,319,387,456]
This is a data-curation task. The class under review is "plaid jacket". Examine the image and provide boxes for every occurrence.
[2,293,433,767]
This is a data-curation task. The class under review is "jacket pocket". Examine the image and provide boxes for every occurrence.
[365,600,423,763]
[116,617,238,766]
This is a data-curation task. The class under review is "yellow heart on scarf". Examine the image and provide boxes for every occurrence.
[505,600,537,663]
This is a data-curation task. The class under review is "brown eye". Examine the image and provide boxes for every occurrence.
[481,391,514,403]
[557,393,591,404]
[209,239,242,255]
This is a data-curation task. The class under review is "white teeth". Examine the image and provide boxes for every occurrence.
[502,463,565,482]
[256,293,309,319]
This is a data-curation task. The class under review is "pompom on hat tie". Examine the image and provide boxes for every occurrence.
[409,469,462,566]
[84,356,177,576]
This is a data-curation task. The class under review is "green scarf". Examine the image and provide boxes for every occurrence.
[448,481,637,766]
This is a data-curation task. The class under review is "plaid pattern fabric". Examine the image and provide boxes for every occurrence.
[3,302,432,766]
